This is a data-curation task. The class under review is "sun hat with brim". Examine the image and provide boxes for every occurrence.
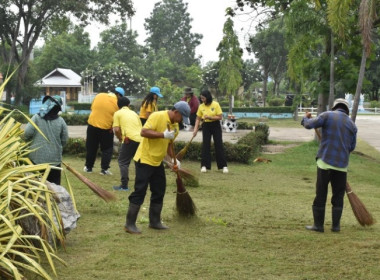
[174,101,190,125]
[332,98,349,113]
[150,86,163,97]
[184,87,193,94]
[40,95,63,117]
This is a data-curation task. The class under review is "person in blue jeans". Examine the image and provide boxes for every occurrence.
[112,97,142,191]
[301,98,357,233]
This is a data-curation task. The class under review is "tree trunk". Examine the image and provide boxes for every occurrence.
[351,47,367,123]
[262,71,268,107]
[228,95,233,115]
[328,31,335,109]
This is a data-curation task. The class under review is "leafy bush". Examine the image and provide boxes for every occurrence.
[369,100,380,108]
[61,114,89,125]
[267,97,284,106]
[66,102,92,110]
[221,106,292,113]
[253,122,269,143]
[63,138,86,156]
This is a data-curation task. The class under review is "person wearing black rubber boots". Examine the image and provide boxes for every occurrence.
[301,98,357,232]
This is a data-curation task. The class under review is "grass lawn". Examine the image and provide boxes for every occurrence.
[54,139,380,279]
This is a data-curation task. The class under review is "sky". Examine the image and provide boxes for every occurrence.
[86,0,258,64]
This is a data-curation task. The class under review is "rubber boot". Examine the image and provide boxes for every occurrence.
[331,207,343,232]
[124,203,141,234]
[149,203,169,230]
[305,206,325,232]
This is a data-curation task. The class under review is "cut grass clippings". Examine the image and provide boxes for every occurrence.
[51,139,380,279]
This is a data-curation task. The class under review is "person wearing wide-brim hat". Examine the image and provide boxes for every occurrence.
[181,87,199,127]
[139,86,163,125]
[24,95,68,185]
[301,98,357,233]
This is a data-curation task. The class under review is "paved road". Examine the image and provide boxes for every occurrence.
[68,115,380,152]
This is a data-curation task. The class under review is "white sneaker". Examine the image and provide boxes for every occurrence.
[201,166,207,173]
[100,169,112,175]
[83,166,92,173]
[223,167,229,174]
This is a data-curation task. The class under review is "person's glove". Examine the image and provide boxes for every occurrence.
[171,158,181,169]
[163,129,175,139]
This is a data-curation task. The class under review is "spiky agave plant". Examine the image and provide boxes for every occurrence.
[0,74,66,279]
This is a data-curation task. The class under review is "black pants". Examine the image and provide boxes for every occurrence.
[201,121,227,170]
[85,124,114,170]
[128,161,166,206]
[118,140,139,187]
[313,167,346,208]
[47,164,61,185]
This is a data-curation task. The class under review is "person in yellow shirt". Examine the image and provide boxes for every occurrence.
[124,101,190,234]
[193,90,228,174]
[84,87,124,175]
[112,97,142,191]
[139,86,163,125]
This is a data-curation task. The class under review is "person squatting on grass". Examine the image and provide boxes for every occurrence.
[112,96,142,191]
[139,86,162,125]
[83,87,124,175]
[193,90,228,174]
[125,101,191,234]
[301,98,357,233]
[24,95,68,185]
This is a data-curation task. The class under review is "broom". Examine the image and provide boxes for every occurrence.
[62,162,117,202]
[167,126,196,217]
[313,128,374,226]
[176,120,203,161]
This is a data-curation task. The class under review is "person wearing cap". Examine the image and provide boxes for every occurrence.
[181,87,199,127]
[124,101,190,234]
[193,90,228,174]
[24,95,68,185]
[84,87,125,175]
[112,97,142,191]
[301,98,357,233]
[139,86,163,125]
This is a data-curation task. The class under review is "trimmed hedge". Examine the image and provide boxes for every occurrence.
[63,125,269,164]
[221,106,293,113]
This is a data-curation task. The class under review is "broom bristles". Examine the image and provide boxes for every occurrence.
[346,182,375,226]
[63,162,117,202]
[176,190,197,217]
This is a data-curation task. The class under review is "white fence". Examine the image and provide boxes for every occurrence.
[298,107,380,114]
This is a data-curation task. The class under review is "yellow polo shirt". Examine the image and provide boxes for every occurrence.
[196,101,223,122]
[139,101,157,119]
[134,111,179,166]
[88,93,119,129]
[112,107,142,142]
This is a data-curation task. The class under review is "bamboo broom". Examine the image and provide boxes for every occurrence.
[176,120,203,161]
[313,127,374,226]
[167,125,196,217]
[62,162,117,202]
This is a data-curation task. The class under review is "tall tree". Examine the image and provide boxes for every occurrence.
[217,17,243,115]
[0,0,134,104]
[33,26,94,77]
[95,23,146,75]
[144,0,203,68]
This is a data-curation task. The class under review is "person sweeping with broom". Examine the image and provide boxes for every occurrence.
[124,101,191,234]
[301,98,357,233]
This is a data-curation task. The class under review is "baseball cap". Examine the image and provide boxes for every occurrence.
[174,101,190,125]
[332,98,349,113]
[115,87,125,96]
[150,86,163,97]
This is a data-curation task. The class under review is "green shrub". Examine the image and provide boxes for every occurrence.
[61,114,89,125]
[369,100,380,108]
[254,122,269,143]
[221,106,292,113]
[66,102,92,110]
[267,98,284,106]
[236,121,253,130]
[63,138,86,157]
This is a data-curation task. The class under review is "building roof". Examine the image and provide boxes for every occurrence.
[35,68,81,87]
